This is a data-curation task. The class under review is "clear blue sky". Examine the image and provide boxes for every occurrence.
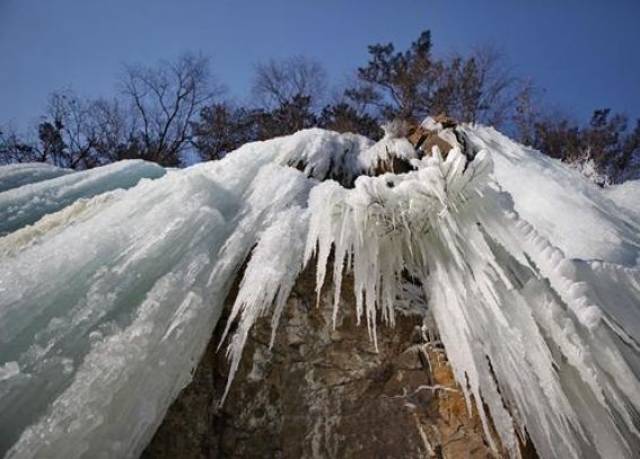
[1,0,639,130]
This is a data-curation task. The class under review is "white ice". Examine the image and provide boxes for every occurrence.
[0,160,166,236]
[0,124,639,458]
[606,179,640,219]
[0,163,72,194]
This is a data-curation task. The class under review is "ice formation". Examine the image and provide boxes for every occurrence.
[0,160,166,236]
[0,122,639,458]
[0,163,73,194]
[606,179,640,219]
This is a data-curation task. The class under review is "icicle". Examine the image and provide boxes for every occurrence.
[220,207,309,402]
[3,125,640,459]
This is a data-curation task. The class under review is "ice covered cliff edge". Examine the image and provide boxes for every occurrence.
[0,122,639,458]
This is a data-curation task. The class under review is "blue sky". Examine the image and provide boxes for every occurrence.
[1,0,639,130]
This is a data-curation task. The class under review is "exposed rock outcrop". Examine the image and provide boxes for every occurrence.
[143,264,516,458]
[408,117,456,159]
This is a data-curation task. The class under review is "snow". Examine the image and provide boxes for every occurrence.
[0,163,73,194]
[0,124,639,458]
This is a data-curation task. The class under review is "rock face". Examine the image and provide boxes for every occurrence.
[407,115,458,159]
[408,126,454,159]
[143,265,514,459]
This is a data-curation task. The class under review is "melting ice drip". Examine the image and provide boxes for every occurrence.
[1,122,639,458]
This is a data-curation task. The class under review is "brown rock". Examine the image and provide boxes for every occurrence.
[143,264,522,459]
[406,114,460,159]
[407,127,454,159]
[433,114,458,129]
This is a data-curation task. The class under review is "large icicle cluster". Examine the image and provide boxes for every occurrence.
[296,132,640,458]
[0,123,639,458]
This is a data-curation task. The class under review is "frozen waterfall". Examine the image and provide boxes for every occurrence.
[1,124,639,458]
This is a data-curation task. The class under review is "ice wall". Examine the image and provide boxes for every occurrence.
[0,163,73,194]
[1,126,639,458]
[0,160,166,236]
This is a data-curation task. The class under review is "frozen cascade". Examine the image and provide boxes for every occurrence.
[605,179,640,219]
[0,163,73,194]
[0,160,166,236]
[0,124,639,458]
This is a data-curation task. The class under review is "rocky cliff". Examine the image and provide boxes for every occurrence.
[144,263,532,458]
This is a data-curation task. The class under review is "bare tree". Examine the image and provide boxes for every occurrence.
[461,46,519,126]
[253,94,317,139]
[45,90,102,168]
[513,79,543,145]
[251,56,327,109]
[120,53,223,166]
[88,97,139,163]
[1,91,101,169]
[191,102,258,161]
[0,125,42,165]
[318,102,382,139]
